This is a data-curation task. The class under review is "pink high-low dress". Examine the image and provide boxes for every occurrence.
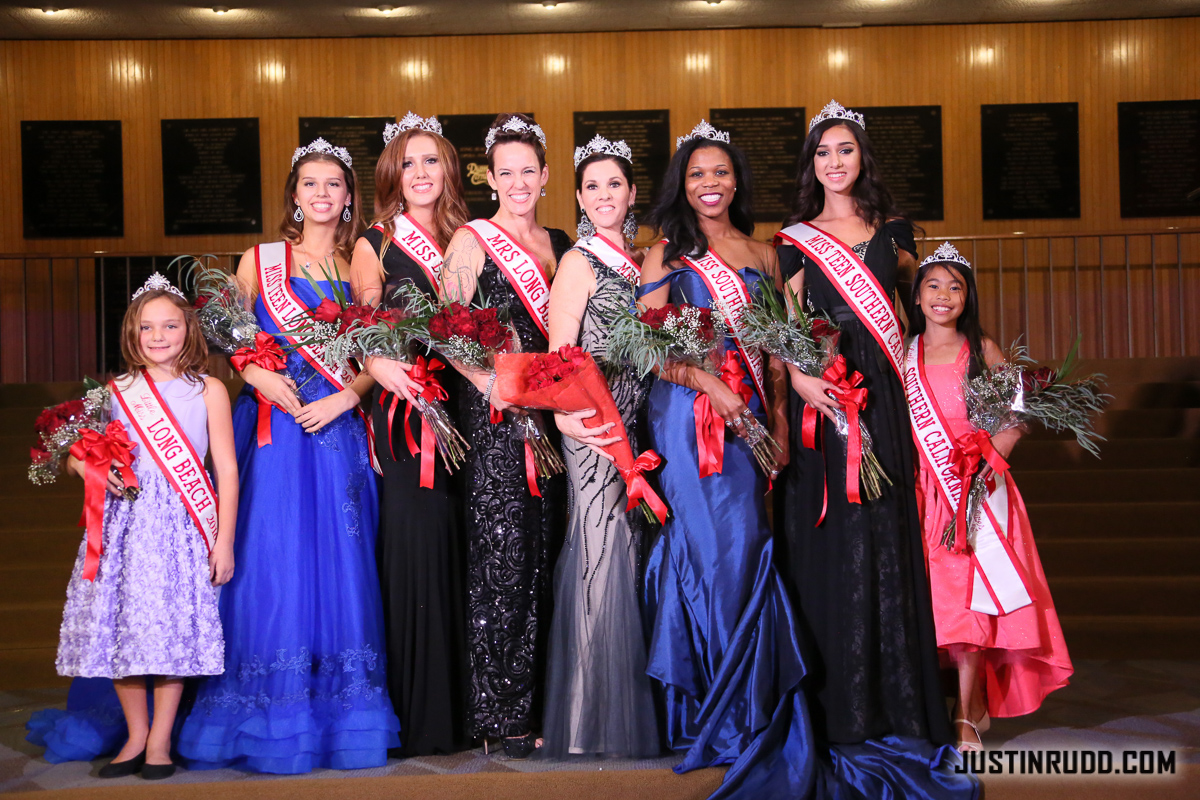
[918,340,1073,718]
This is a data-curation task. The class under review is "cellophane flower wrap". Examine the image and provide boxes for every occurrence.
[943,336,1110,550]
[731,284,890,503]
[493,346,668,523]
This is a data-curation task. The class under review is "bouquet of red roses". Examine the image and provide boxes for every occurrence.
[493,346,668,523]
[425,302,512,368]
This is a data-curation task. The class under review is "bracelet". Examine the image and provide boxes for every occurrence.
[483,372,498,404]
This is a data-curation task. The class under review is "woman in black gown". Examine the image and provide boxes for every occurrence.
[439,113,570,758]
[775,101,954,748]
[350,112,471,756]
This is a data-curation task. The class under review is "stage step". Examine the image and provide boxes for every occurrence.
[1050,576,1200,616]
[1058,615,1200,659]
[1013,468,1196,503]
[1024,502,1200,537]
[1037,537,1200,576]
[1007,438,1199,470]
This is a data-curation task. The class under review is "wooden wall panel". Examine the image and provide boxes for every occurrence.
[1,18,1198,256]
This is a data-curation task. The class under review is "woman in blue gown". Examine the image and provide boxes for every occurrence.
[175,144,400,773]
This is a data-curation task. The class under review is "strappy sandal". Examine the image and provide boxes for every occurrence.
[955,718,984,752]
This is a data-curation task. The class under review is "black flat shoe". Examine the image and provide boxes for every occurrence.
[141,762,177,781]
[502,732,538,760]
[97,750,145,778]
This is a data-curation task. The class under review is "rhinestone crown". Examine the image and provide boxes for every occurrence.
[920,241,973,272]
[676,119,730,150]
[132,272,186,302]
[292,137,353,168]
[384,111,443,145]
[808,100,866,133]
[573,135,633,169]
[485,117,547,152]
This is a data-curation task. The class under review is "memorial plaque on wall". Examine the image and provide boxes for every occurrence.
[1118,100,1200,218]
[22,121,123,238]
[162,118,262,236]
[441,113,534,219]
[709,108,804,223]
[298,117,391,216]
[981,103,1080,219]
[859,106,944,221]
[573,110,670,219]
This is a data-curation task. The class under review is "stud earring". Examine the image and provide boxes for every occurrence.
[293,206,304,223]
[342,205,352,223]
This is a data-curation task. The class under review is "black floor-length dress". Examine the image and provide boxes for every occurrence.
[460,228,570,740]
[363,226,468,756]
[777,220,954,747]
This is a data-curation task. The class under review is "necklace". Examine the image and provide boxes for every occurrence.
[293,242,336,271]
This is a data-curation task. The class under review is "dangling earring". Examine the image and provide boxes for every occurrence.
[342,205,352,223]
[576,210,595,240]
[293,206,304,223]
[491,191,497,201]
[540,187,546,197]
[622,211,639,244]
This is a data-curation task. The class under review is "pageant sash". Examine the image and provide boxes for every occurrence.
[575,233,641,286]
[111,372,219,555]
[776,222,905,380]
[680,250,768,407]
[904,337,1033,615]
[464,220,551,338]
[378,213,444,290]
[255,241,380,473]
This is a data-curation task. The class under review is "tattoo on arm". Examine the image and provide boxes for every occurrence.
[440,234,480,304]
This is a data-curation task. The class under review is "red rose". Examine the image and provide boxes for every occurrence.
[336,304,380,335]
[311,298,342,324]
[639,304,678,329]
[35,399,86,436]
[379,308,407,325]
[193,294,210,309]
[1022,366,1057,393]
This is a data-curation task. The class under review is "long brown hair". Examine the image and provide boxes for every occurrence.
[279,152,362,262]
[120,290,209,384]
[372,127,469,255]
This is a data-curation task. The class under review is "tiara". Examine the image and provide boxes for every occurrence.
[292,137,353,168]
[808,100,866,133]
[485,117,547,152]
[132,272,186,302]
[920,241,973,272]
[573,135,633,169]
[384,111,443,145]
[676,119,730,150]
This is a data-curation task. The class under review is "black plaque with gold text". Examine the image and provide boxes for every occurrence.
[573,110,670,220]
[981,103,1080,219]
[441,113,535,220]
[22,120,123,238]
[709,108,804,224]
[859,106,944,221]
[298,117,391,216]
[1118,100,1200,218]
[162,118,262,236]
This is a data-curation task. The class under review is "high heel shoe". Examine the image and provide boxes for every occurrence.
[954,718,984,753]
[502,732,539,759]
[97,750,146,778]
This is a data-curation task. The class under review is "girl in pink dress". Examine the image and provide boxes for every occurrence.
[906,243,1073,752]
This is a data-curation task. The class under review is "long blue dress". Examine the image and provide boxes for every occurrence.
[641,266,978,800]
[175,277,400,773]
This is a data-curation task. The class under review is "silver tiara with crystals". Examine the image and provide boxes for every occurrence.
[808,100,866,133]
[384,111,443,145]
[485,117,547,152]
[573,135,633,169]
[132,272,186,301]
[676,119,730,149]
[292,137,353,168]
[920,241,973,271]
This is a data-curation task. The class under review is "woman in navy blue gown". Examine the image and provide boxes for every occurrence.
[175,142,400,773]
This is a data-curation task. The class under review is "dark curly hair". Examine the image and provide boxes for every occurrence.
[647,137,754,267]
[907,258,989,379]
[784,118,901,231]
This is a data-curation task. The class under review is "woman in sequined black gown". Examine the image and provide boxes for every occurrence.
[350,114,471,756]
[540,141,660,758]
[439,114,569,758]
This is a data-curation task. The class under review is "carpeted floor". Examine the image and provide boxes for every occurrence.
[1,660,1197,798]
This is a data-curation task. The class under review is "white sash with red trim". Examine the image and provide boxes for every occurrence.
[464,220,551,338]
[379,213,443,290]
[680,250,767,407]
[255,241,381,473]
[904,337,1033,615]
[575,233,641,286]
[776,222,906,380]
[111,372,218,553]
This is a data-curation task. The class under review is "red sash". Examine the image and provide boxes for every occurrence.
[574,233,641,286]
[463,220,552,338]
[254,241,380,474]
[378,213,443,291]
[904,337,1034,615]
[111,371,220,553]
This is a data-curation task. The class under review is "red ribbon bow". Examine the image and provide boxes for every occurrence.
[403,356,450,489]
[233,332,289,449]
[800,354,869,524]
[946,429,1011,553]
[693,351,754,479]
[69,421,139,582]
[618,450,669,523]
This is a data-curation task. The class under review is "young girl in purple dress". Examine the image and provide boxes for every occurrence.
[54,278,239,780]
